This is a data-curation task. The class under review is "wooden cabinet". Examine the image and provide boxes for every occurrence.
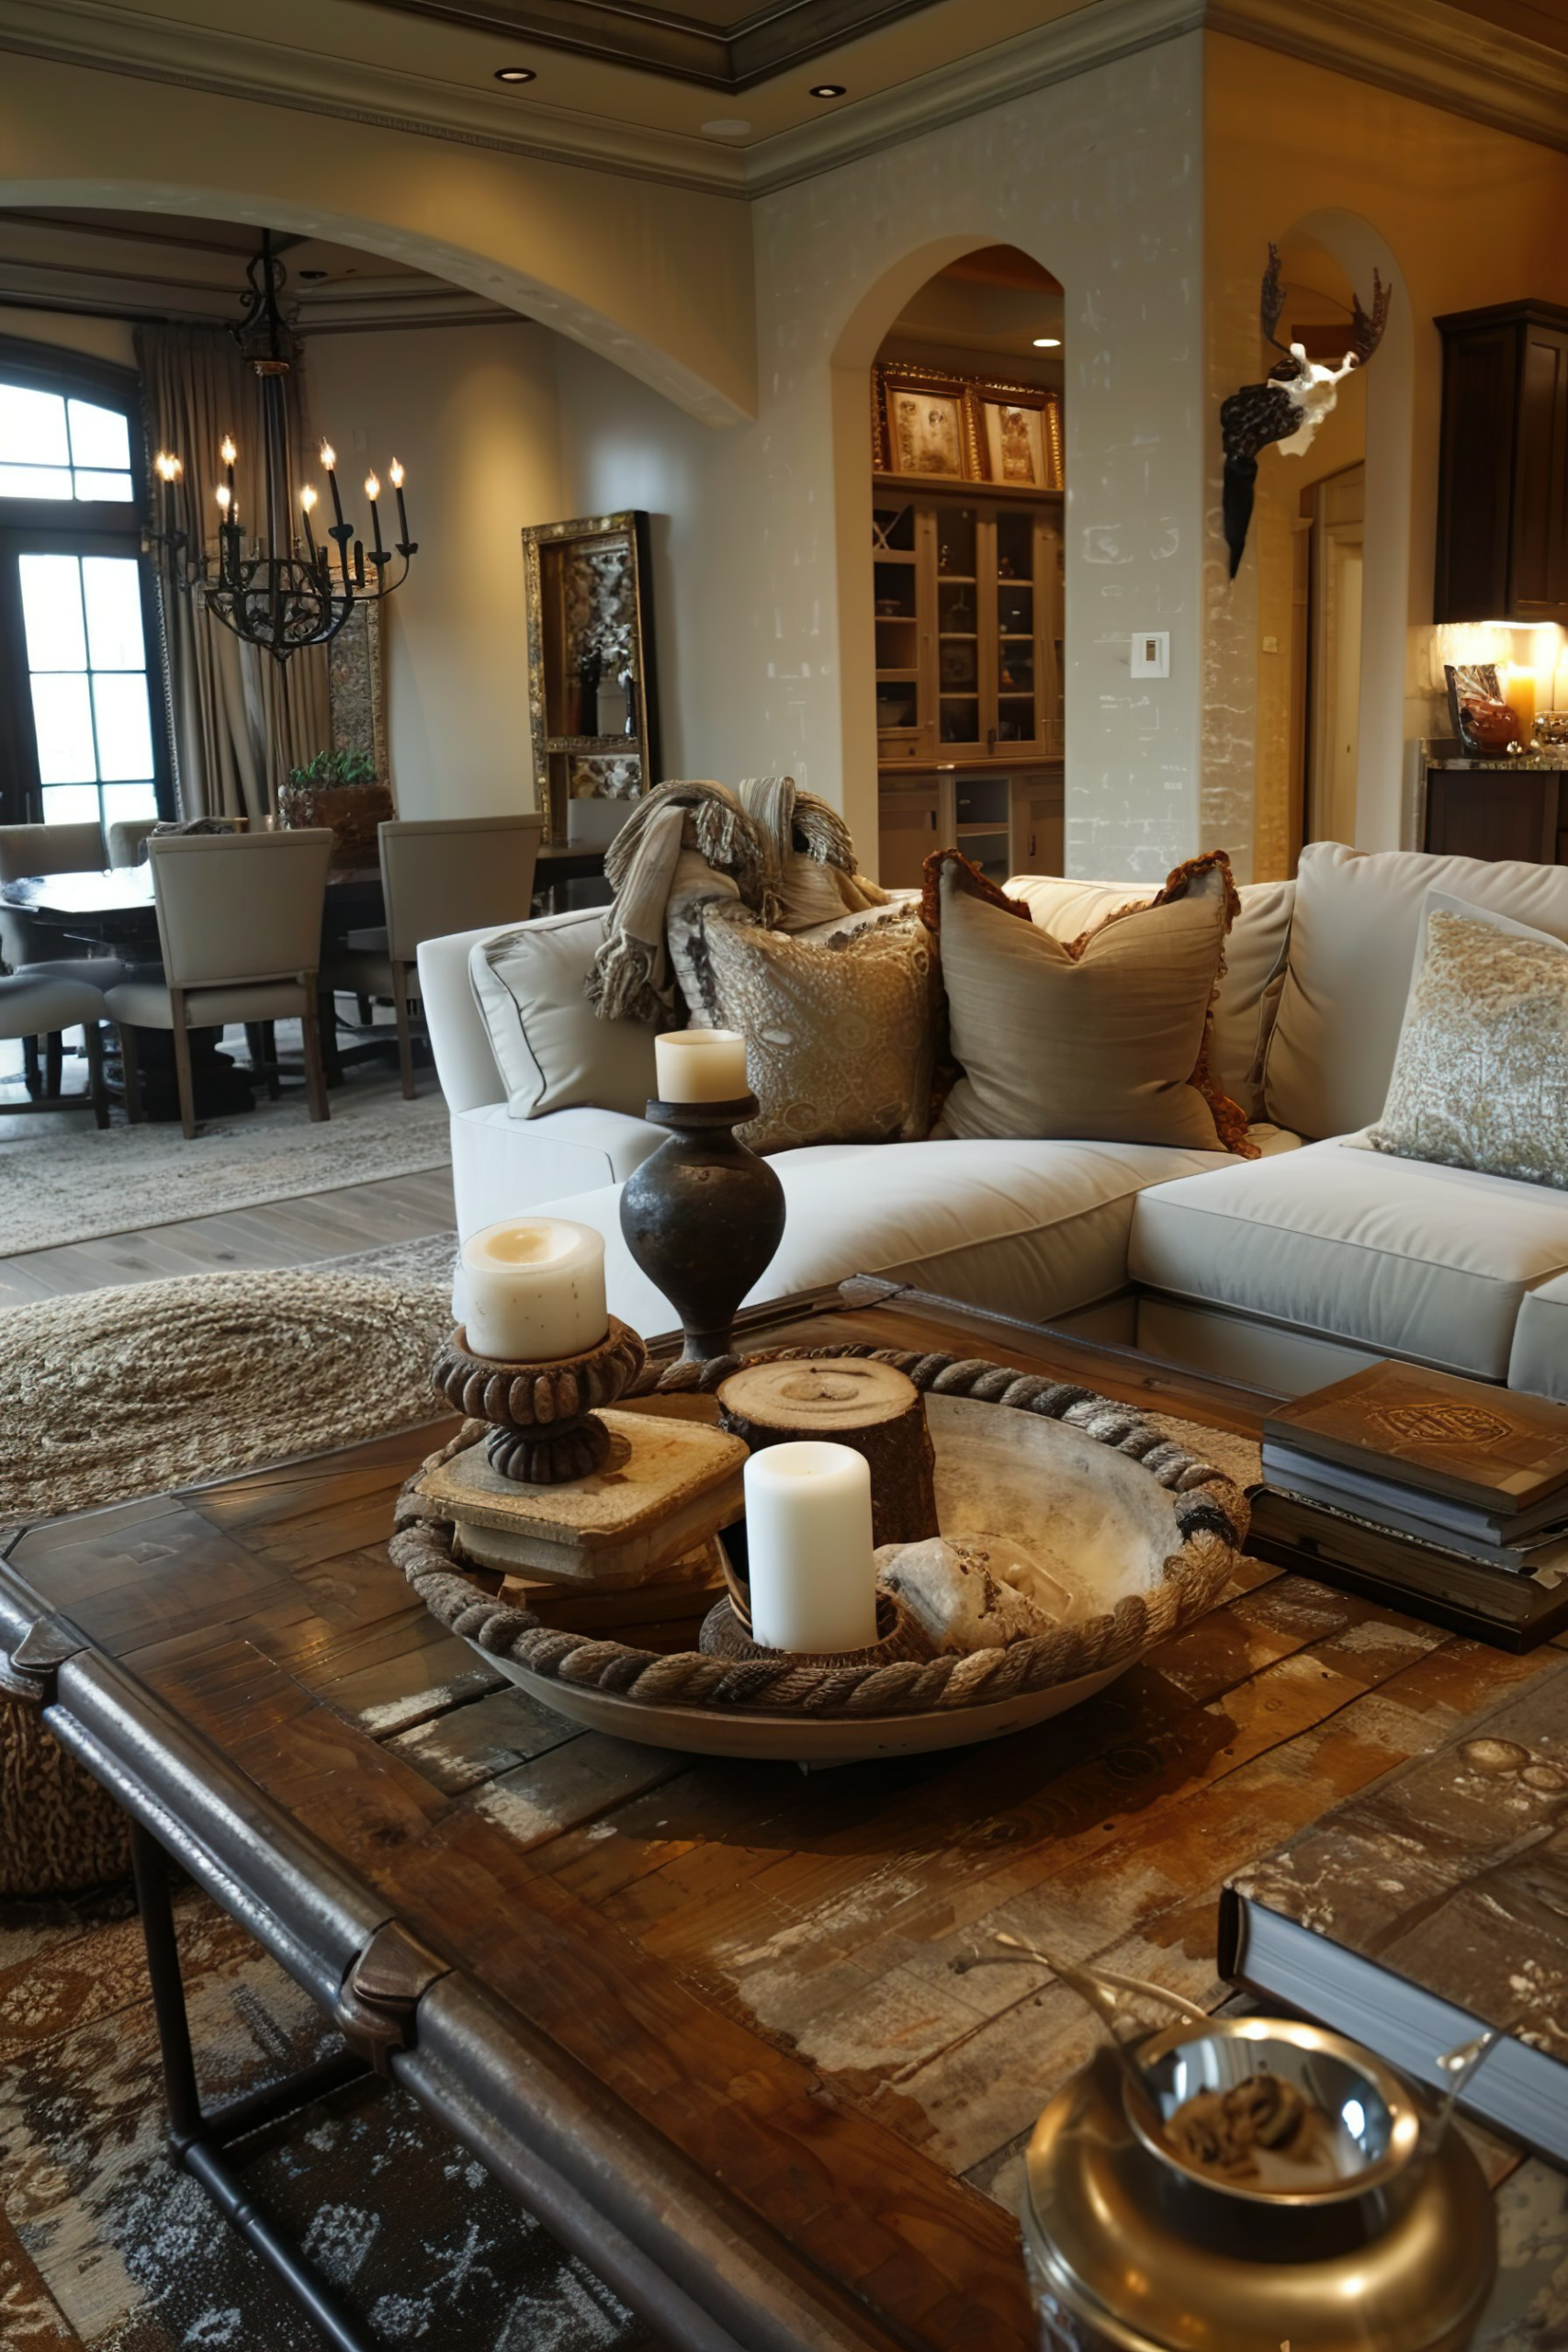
[877,765,1063,890]
[1435,300,1568,625]
[874,483,1063,764]
[1423,762,1567,864]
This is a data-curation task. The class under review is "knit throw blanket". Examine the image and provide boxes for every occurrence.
[587,775,886,1023]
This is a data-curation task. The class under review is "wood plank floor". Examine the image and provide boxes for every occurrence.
[0,1166,456,1306]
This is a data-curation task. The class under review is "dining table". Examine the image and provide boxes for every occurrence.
[2,842,608,1121]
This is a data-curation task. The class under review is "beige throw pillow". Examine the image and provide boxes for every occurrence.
[928,851,1250,1154]
[471,910,659,1120]
[1369,906,1568,1189]
[695,904,939,1153]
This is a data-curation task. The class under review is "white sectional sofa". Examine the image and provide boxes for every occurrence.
[418,842,1568,1402]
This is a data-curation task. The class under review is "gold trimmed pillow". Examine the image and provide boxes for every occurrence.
[1369,905,1568,1189]
[924,850,1252,1154]
[694,904,939,1153]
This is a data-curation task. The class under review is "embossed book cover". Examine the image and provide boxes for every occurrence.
[1264,1362,1568,1514]
[1220,1662,1568,2162]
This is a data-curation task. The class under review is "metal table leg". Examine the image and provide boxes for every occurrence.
[130,1821,379,2352]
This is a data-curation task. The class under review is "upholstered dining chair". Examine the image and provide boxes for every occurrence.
[0,973,108,1127]
[323,814,543,1099]
[103,830,334,1138]
[0,819,130,1098]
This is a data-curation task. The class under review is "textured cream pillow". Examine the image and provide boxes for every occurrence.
[471,910,659,1120]
[696,904,939,1152]
[929,852,1250,1153]
[1369,906,1568,1189]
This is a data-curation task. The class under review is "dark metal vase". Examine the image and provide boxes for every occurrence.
[618,1093,786,1363]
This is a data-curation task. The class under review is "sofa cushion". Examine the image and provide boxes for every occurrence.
[1263,842,1568,1140]
[450,1102,664,1245]
[932,854,1246,1152]
[1369,902,1568,1190]
[523,1128,1294,1345]
[1129,1134,1568,1381]
[1510,1273,1568,1401]
[1008,873,1294,1123]
[470,908,659,1121]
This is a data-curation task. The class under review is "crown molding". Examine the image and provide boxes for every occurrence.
[1207,0,1568,157]
[740,0,1205,193]
[0,0,1561,218]
[0,0,750,196]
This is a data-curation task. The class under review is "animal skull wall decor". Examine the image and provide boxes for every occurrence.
[1220,244,1391,579]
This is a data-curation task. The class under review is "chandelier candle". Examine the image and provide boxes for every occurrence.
[366,472,385,568]
[743,1442,880,1654]
[654,1028,748,1102]
[461,1217,609,1363]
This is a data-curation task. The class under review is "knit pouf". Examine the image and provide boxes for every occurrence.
[0,1690,130,1899]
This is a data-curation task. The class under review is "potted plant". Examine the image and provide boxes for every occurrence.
[276,750,393,867]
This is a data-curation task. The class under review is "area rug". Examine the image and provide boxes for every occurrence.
[0,1259,457,1524]
[0,1076,452,1259]
[0,1888,652,2351]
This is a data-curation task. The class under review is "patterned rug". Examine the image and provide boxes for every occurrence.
[0,1066,452,1258]
[0,1890,652,2350]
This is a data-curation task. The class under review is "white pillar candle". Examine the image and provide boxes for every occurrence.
[461,1217,607,1362]
[743,1442,879,1655]
[655,1027,748,1103]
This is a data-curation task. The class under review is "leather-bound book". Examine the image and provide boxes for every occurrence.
[1219,1660,1568,2164]
[1264,1362,1568,1521]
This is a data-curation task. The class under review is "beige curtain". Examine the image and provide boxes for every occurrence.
[137,323,330,821]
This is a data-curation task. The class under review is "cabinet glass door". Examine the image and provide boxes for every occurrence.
[935,506,985,753]
[993,509,1039,749]
[873,499,925,751]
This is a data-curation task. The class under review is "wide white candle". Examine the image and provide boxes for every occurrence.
[744,1442,879,1654]
[461,1217,607,1362]
[655,1027,748,1103]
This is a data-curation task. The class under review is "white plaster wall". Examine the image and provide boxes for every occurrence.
[560,35,1209,883]
[305,322,563,816]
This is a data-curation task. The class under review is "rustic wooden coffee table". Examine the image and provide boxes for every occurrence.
[3,1280,1563,2351]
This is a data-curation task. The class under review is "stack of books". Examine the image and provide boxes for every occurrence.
[1248,1362,1568,1648]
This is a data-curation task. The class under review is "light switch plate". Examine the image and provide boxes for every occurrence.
[1131,630,1169,678]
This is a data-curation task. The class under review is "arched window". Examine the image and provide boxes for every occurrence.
[0,337,172,834]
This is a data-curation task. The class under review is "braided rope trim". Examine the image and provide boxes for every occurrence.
[392,1349,1250,1719]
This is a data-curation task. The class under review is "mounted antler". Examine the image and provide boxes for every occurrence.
[1260,243,1289,354]
[1222,244,1395,579]
[1348,269,1391,368]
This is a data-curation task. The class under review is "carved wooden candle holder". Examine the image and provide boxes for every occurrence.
[618,1093,786,1363]
[432,1317,647,1486]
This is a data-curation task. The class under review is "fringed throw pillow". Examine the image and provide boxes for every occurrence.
[693,903,940,1153]
[1369,902,1568,1189]
[923,849,1253,1155]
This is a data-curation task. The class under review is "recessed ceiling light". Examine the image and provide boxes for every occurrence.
[1032,335,1062,348]
[299,268,330,282]
[701,117,752,137]
[809,83,847,98]
[494,65,536,83]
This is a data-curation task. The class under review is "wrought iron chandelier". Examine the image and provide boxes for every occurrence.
[151,230,417,662]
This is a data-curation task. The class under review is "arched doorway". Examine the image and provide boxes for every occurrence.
[831,242,1066,885]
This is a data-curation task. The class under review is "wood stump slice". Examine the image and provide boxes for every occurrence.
[716,1357,940,1549]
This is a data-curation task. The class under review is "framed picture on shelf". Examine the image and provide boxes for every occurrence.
[975,382,1064,491]
[874,363,979,479]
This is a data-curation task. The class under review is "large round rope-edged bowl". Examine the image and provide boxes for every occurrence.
[392,1346,1250,1765]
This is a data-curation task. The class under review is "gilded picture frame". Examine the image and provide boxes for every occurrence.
[521,509,660,843]
[872,362,1063,491]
